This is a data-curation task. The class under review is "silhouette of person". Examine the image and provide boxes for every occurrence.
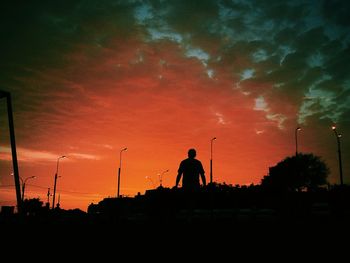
[175,148,206,191]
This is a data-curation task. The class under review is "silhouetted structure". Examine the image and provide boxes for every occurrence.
[295,127,301,155]
[210,137,216,183]
[117,147,127,198]
[20,175,36,202]
[0,90,21,213]
[1,184,350,230]
[52,155,66,209]
[84,183,350,227]
[332,126,343,186]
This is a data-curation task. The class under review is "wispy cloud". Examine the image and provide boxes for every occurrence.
[96,144,114,150]
[67,153,101,160]
[0,146,100,162]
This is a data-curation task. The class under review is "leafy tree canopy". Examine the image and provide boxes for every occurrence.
[261,153,329,192]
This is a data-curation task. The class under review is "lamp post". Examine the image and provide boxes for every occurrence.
[47,188,51,205]
[1,90,21,213]
[20,176,36,202]
[332,126,343,186]
[210,137,217,184]
[295,127,301,156]
[145,176,155,188]
[158,169,169,187]
[52,155,66,209]
[117,147,127,198]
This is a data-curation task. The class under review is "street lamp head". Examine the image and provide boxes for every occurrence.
[212,137,217,141]
[296,127,301,131]
[160,169,169,177]
[23,175,36,184]
[58,155,66,160]
[332,126,340,137]
[121,147,127,152]
[331,125,343,186]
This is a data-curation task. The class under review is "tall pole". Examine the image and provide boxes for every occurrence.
[332,126,343,186]
[47,188,51,204]
[210,137,217,184]
[52,155,66,209]
[159,169,169,187]
[21,176,35,202]
[52,173,58,209]
[0,91,22,213]
[19,177,24,203]
[117,147,127,198]
[295,127,301,156]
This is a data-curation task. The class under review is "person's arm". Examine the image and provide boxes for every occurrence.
[175,172,182,188]
[199,162,206,186]
[175,162,183,187]
[200,172,206,186]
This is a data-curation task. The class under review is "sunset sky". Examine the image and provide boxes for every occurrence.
[1,0,349,211]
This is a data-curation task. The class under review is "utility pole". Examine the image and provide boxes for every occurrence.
[0,90,22,213]
[210,137,217,184]
[57,194,61,208]
[52,156,66,209]
[295,127,301,156]
[47,188,51,204]
[21,176,35,202]
[332,126,343,186]
[117,147,127,198]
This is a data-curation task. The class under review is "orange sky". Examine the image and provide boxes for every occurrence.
[1,1,349,211]
[0,40,342,210]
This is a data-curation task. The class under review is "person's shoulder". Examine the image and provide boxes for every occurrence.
[180,158,188,164]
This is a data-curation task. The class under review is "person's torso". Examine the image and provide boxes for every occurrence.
[180,158,203,188]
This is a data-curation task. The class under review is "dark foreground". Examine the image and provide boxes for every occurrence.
[1,185,350,255]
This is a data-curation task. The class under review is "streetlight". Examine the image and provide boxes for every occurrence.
[117,147,127,198]
[332,126,343,186]
[210,137,217,184]
[20,176,36,202]
[47,188,51,205]
[158,169,169,187]
[145,176,155,188]
[295,127,301,156]
[52,155,66,209]
[1,91,21,213]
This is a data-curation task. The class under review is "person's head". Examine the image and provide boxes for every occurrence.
[188,148,196,159]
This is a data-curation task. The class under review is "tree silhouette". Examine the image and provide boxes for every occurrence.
[22,198,44,216]
[261,153,329,192]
